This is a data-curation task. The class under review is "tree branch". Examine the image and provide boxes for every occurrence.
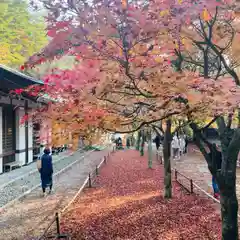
[198,116,219,132]
[103,111,180,133]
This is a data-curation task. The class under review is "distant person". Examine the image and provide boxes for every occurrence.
[118,137,123,148]
[131,136,135,147]
[154,135,161,150]
[126,137,130,148]
[184,134,188,153]
[115,137,123,149]
[179,135,186,156]
[172,133,180,160]
[39,148,53,197]
[208,143,222,199]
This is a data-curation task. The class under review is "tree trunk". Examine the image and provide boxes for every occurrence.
[140,131,145,156]
[136,131,141,151]
[163,119,172,198]
[148,129,153,169]
[220,183,239,240]
[190,123,240,240]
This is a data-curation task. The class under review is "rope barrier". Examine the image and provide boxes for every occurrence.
[38,147,112,240]
[60,155,108,216]
[60,177,89,215]
[192,182,220,204]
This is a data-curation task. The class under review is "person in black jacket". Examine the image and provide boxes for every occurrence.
[208,143,222,199]
[154,135,161,150]
[183,134,188,153]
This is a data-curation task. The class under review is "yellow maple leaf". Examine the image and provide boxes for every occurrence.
[160,10,169,17]
[202,8,211,21]
[154,56,163,63]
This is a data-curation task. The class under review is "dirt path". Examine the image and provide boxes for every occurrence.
[0,149,110,240]
[60,149,221,240]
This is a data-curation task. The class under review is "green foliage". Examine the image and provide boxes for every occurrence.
[0,0,47,67]
[26,56,77,78]
[183,125,193,139]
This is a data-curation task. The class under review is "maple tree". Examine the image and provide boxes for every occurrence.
[19,0,240,238]
[169,3,240,239]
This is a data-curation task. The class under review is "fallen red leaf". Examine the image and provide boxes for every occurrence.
[60,150,221,240]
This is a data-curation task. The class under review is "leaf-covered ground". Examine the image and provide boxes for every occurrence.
[61,149,221,240]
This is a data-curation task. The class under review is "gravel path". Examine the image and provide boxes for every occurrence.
[0,150,84,208]
[0,148,110,240]
[0,151,73,187]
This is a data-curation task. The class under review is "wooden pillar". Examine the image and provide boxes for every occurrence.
[24,100,29,164]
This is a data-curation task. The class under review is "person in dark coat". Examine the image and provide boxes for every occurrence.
[183,134,188,153]
[40,148,53,197]
[208,144,222,199]
[126,137,130,148]
[154,135,161,150]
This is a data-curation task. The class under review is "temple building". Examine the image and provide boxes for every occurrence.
[0,65,43,173]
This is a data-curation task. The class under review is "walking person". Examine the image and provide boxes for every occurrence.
[38,148,53,197]
[131,135,135,147]
[208,143,222,199]
[154,134,161,150]
[172,133,180,160]
[126,137,130,149]
[184,134,188,153]
[179,135,186,156]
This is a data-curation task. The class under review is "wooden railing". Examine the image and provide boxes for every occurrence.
[174,169,193,193]
[172,168,220,204]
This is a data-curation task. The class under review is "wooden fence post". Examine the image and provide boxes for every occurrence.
[96,165,99,175]
[190,179,193,193]
[88,173,92,188]
[104,156,107,164]
[175,169,177,181]
[56,212,60,235]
